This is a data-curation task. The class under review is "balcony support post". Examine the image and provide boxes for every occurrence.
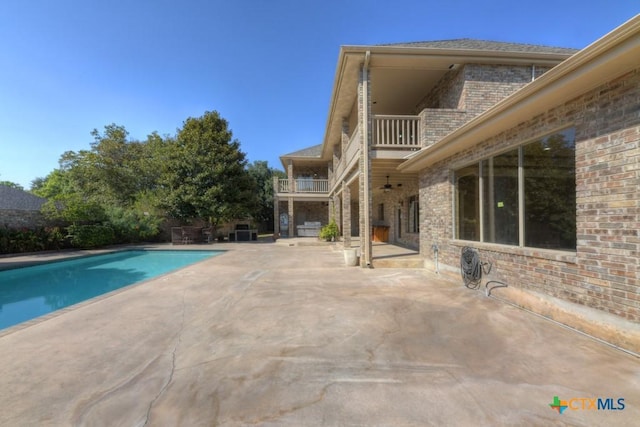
[273,177,280,237]
[342,181,351,249]
[360,51,372,267]
[288,196,295,238]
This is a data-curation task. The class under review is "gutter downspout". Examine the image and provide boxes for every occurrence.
[362,51,372,267]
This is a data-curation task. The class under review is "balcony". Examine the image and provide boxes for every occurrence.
[277,178,329,194]
[373,115,420,148]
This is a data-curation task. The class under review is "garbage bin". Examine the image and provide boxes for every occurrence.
[343,248,358,266]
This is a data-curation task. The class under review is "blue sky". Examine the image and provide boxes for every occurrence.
[0,1,637,189]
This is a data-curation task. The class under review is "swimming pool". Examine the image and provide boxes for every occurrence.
[0,249,222,330]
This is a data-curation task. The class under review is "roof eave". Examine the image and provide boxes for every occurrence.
[320,44,577,161]
[398,15,640,173]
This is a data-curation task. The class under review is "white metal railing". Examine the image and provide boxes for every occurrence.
[373,115,420,147]
[278,179,328,193]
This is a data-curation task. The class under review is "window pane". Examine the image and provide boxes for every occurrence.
[523,128,576,250]
[456,164,479,241]
[408,196,419,233]
[482,149,519,245]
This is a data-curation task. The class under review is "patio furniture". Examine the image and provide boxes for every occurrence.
[171,226,204,244]
[228,224,257,242]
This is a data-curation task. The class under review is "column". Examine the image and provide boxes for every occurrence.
[342,182,351,249]
[358,56,373,267]
[288,197,295,238]
[287,160,295,237]
[273,177,280,237]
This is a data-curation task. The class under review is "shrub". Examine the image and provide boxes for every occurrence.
[0,226,66,254]
[105,207,161,243]
[67,224,116,248]
[319,219,339,241]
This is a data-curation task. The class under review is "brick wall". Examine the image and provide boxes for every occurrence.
[417,64,546,148]
[416,67,465,110]
[358,66,373,265]
[291,201,328,229]
[418,68,640,326]
[417,64,539,113]
[460,64,535,114]
[375,182,420,249]
[420,108,469,147]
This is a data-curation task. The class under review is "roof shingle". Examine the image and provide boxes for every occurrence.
[281,144,323,158]
[0,185,47,211]
[377,38,578,55]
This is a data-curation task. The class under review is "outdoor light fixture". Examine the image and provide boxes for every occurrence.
[381,175,393,192]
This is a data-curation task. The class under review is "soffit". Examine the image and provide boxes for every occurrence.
[398,15,640,172]
[321,44,574,159]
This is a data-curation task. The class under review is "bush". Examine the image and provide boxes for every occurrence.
[67,224,116,248]
[105,207,161,243]
[319,219,339,241]
[0,227,66,254]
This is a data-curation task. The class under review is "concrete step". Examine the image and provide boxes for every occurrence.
[373,257,423,268]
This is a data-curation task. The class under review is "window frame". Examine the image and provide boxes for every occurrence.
[453,127,576,251]
[408,195,419,233]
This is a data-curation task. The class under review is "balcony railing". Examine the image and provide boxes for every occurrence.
[333,126,361,184]
[373,115,420,147]
[278,179,329,193]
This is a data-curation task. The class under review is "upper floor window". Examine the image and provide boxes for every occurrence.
[454,128,576,251]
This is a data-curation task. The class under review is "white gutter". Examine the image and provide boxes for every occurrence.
[362,51,372,267]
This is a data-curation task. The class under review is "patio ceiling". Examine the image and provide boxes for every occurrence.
[321,44,573,160]
[370,159,418,195]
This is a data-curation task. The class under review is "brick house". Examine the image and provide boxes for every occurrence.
[275,39,576,251]
[276,15,640,350]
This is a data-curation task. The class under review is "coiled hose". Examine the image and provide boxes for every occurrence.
[460,246,491,290]
[460,247,507,295]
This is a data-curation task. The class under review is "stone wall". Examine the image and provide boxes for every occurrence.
[0,209,48,229]
[418,69,640,325]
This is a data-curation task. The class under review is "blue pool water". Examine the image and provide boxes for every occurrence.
[0,250,222,330]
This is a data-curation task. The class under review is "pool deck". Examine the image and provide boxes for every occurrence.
[0,241,639,426]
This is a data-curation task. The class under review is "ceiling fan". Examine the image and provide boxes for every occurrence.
[380,175,401,192]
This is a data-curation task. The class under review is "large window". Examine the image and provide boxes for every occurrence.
[482,149,519,245]
[408,195,419,233]
[456,165,479,241]
[455,128,576,250]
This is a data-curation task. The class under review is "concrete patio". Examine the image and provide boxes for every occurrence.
[0,241,638,426]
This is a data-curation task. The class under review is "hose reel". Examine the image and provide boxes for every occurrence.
[460,247,507,296]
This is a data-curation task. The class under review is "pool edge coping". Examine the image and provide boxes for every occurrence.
[0,246,230,338]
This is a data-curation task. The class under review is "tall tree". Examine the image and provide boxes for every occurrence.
[161,111,256,228]
[247,160,285,231]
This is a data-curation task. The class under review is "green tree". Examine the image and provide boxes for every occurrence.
[0,180,23,190]
[35,126,167,244]
[31,168,74,199]
[247,160,285,231]
[161,111,256,228]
